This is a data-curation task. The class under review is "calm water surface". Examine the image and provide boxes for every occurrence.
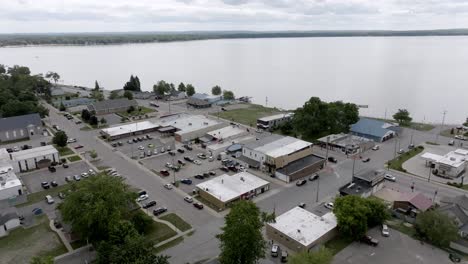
[1,37,467,124]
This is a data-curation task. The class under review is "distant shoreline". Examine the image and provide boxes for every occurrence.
[1,29,468,48]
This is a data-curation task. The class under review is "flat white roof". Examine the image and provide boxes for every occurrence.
[196,172,269,203]
[422,149,468,168]
[10,145,58,161]
[101,121,158,137]
[207,125,246,139]
[207,135,255,151]
[167,115,223,135]
[0,148,10,161]
[269,207,337,247]
[255,136,312,158]
[0,165,21,191]
[258,113,293,122]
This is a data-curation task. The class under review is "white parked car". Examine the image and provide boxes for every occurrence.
[67,138,77,143]
[324,202,334,210]
[372,145,380,151]
[381,224,390,237]
[153,149,158,155]
[164,184,173,190]
[194,160,202,165]
[184,196,193,203]
[138,145,145,150]
[81,172,89,178]
[45,195,55,204]
[137,194,149,202]
[384,174,396,182]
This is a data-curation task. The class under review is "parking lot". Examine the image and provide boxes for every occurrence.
[20,161,92,193]
[106,132,176,159]
[332,227,453,264]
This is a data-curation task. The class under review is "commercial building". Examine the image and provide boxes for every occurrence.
[100,121,160,140]
[7,145,59,172]
[187,97,212,108]
[0,113,44,143]
[160,114,226,142]
[339,169,385,198]
[191,93,223,104]
[275,154,325,183]
[87,98,138,115]
[206,125,248,142]
[257,113,293,131]
[266,207,337,252]
[196,171,270,210]
[207,135,256,157]
[0,207,21,237]
[241,135,316,179]
[350,117,399,142]
[421,149,468,178]
[317,133,375,155]
[0,164,22,200]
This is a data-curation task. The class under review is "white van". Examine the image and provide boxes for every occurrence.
[45,195,55,204]
[271,244,279,257]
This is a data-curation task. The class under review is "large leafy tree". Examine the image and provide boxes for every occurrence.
[109,90,120,100]
[289,247,333,264]
[415,210,458,247]
[217,200,266,264]
[123,90,134,100]
[223,90,235,100]
[59,174,136,242]
[185,84,196,96]
[178,82,186,92]
[153,80,171,96]
[293,97,359,140]
[212,85,222,95]
[52,131,68,147]
[334,196,388,240]
[393,109,412,126]
[45,71,60,83]
[123,75,141,91]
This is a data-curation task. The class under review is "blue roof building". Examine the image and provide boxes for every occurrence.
[350,117,399,142]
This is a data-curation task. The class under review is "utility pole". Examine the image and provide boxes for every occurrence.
[352,154,357,177]
[435,110,447,144]
[393,137,398,159]
[325,136,330,164]
[315,175,320,203]
[428,163,432,182]
[433,189,438,202]
[410,129,414,146]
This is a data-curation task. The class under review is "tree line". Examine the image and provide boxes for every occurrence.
[0,64,50,118]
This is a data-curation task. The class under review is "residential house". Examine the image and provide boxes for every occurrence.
[0,208,21,237]
[393,192,433,216]
[439,195,468,237]
[0,114,44,143]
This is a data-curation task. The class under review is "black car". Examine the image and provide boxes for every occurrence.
[193,202,204,209]
[362,157,371,163]
[168,151,176,156]
[309,173,319,181]
[153,207,168,216]
[296,179,307,186]
[177,148,185,153]
[180,179,193,185]
[184,156,194,162]
[177,159,186,165]
[133,138,138,143]
[51,181,58,187]
[111,142,118,147]
[41,182,50,189]
[209,171,216,176]
[183,144,193,151]
[160,170,170,176]
[48,166,56,172]
[228,166,239,172]
[220,166,229,172]
[328,157,338,163]
[62,163,69,168]
[194,174,204,180]
[142,200,157,209]
[360,235,379,246]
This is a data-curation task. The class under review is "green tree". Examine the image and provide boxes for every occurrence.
[212,85,222,95]
[59,102,66,111]
[94,80,100,91]
[393,109,412,126]
[81,109,91,121]
[365,198,390,227]
[30,256,54,264]
[289,247,333,264]
[293,97,359,140]
[217,200,265,264]
[8,65,31,75]
[109,90,120,100]
[223,90,235,100]
[178,82,186,92]
[0,64,5,74]
[463,117,468,127]
[100,117,107,125]
[91,89,104,101]
[127,105,135,113]
[415,210,458,247]
[333,195,370,240]
[186,84,196,96]
[59,174,136,242]
[153,80,171,96]
[45,71,60,83]
[123,90,134,100]
[89,150,98,160]
[123,75,141,91]
[90,115,98,126]
[52,131,68,147]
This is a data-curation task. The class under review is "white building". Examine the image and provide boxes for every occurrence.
[421,149,468,178]
[0,164,22,200]
[206,125,248,142]
[257,113,293,131]
[100,121,160,140]
[266,207,338,252]
[160,114,225,142]
[0,207,21,237]
[196,171,270,209]
[8,145,59,172]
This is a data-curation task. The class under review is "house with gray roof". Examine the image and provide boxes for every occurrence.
[0,114,44,143]
[55,98,95,108]
[350,117,399,142]
[0,207,20,237]
[439,195,468,237]
[87,98,138,115]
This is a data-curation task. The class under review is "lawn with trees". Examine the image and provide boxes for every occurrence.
[0,64,50,118]
[393,109,413,126]
[123,75,141,91]
[186,84,196,96]
[59,174,170,263]
[212,85,222,95]
[52,131,68,148]
[414,210,458,248]
[289,247,333,264]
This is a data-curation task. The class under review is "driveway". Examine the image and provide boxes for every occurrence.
[332,227,453,264]
[20,161,92,193]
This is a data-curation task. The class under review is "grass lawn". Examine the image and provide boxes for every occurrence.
[159,213,192,232]
[154,236,184,253]
[387,221,417,238]
[0,215,67,264]
[216,104,283,127]
[17,184,72,208]
[387,146,424,172]
[56,146,74,156]
[67,155,82,162]
[118,106,155,118]
[145,221,178,245]
[324,235,353,255]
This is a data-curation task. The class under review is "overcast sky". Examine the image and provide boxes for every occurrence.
[1,0,468,33]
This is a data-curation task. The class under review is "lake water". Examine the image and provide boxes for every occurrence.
[1,37,467,124]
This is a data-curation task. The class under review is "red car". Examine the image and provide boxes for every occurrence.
[193,202,204,209]
[160,169,170,176]
[74,145,84,149]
